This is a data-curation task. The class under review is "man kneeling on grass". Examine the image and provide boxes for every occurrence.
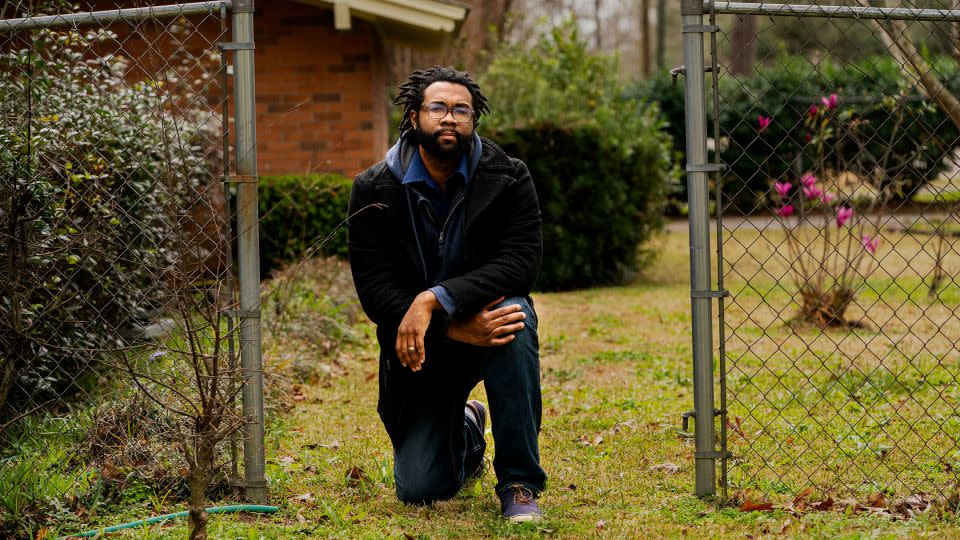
[346,66,546,521]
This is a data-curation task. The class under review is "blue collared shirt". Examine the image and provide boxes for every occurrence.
[402,150,470,317]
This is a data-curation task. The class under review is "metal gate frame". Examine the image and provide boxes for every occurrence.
[681,0,960,498]
[0,0,267,502]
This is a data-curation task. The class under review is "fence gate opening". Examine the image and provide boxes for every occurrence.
[683,0,960,505]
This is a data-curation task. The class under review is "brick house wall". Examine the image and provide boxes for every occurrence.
[82,0,391,178]
[253,3,389,177]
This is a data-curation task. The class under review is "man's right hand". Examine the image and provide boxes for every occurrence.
[447,296,527,346]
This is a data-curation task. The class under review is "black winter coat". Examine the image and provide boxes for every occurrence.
[346,136,543,359]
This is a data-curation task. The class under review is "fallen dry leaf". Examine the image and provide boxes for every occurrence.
[896,493,932,517]
[293,492,313,502]
[792,487,813,506]
[810,496,834,511]
[101,462,124,481]
[836,498,865,513]
[649,462,681,474]
[596,520,606,530]
[305,440,340,451]
[867,492,887,508]
[740,500,774,512]
[346,466,369,487]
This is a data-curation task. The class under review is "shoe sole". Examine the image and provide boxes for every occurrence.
[508,513,543,523]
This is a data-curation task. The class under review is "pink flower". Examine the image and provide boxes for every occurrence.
[862,235,879,255]
[804,133,812,143]
[836,206,854,227]
[778,204,795,217]
[758,115,772,131]
[820,192,836,205]
[808,104,818,119]
[803,185,823,200]
[821,93,838,110]
[801,173,817,187]
[774,181,792,198]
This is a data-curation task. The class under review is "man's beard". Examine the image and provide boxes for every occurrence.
[414,125,470,158]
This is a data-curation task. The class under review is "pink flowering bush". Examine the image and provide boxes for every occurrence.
[764,93,891,328]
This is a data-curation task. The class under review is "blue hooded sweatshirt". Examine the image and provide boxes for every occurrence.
[384,130,484,318]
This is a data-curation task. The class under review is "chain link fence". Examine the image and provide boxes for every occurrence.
[0,1,264,536]
[684,0,960,509]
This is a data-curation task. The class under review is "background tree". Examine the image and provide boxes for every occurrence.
[728,15,756,76]
[386,0,513,86]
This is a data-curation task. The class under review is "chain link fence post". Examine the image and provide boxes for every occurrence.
[229,0,267,503]
[681,0,719,497]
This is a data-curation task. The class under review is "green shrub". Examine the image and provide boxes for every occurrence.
[480,21,676,290]
[634,55,960,213]
[489,123,670,290]
[627,70,687,215]
[257,173,352,274]
[0,26,212,411]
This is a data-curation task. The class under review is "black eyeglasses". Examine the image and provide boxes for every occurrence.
[422,102,474,123]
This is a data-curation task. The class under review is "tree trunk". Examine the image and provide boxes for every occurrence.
[594,0,602,49]
[640,0,651,76]
[859,0,960,130]
[729,15,756,76]
[951,0,960,63]
[0,356,13,415]
[656,0,667,69]
[187,437,215,540]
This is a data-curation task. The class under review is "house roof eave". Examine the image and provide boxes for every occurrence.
[292,0,469,48]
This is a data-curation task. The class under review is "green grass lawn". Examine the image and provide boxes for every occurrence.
[57,227,960,538]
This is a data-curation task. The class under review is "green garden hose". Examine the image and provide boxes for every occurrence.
[68,504,279,538]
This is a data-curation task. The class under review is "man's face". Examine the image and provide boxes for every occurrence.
[410,81,475,158]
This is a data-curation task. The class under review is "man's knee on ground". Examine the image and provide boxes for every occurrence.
[395,475,462,505]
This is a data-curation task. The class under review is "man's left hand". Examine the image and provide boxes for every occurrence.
[395,291,441,372]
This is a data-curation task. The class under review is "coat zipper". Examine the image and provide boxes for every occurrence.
[438,196,464,247]
[404,187,430,288]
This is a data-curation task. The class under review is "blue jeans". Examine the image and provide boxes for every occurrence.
[376,296,546,504]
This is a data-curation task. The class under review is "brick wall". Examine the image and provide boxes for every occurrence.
[253,3,388,177]
[82,0,390,178]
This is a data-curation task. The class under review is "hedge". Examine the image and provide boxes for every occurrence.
[257,173,352,274]
[632,55,960,213]
[479,21,676,290]
[488,123,670,290]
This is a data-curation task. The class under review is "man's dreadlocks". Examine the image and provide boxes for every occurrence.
[394,66,489,133]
